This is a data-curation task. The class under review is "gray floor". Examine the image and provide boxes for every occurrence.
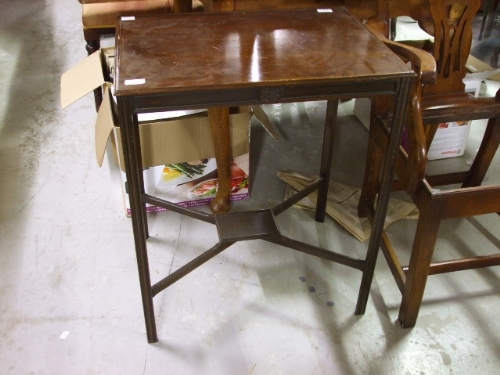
[1,1,500,374]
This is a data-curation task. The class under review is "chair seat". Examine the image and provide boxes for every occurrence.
[82,0,173,28]
[422,92,500,124]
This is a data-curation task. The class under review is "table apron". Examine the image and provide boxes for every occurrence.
[125,79,405,113]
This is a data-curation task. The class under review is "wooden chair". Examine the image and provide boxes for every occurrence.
[358,0,500,328]
[78,0,204,109]
[208,0,384,20]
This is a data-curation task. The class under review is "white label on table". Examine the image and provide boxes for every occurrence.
[317,9,333,13]
[124,78,146,86]
[121,16,136,21]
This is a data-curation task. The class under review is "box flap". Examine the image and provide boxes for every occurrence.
[95,85,116,166]
[61,51,105,109]
[251,105,279,139]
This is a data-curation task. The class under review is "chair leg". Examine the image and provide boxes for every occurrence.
[315,99,339,222]
[463,117,500,187]
[398,200,443,327]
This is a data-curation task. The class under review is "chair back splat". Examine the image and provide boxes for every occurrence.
[425,1,480,94]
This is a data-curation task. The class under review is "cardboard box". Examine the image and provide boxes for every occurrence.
[426,120,471,160]
[61,49,275,167]
[108,101,256,216]
[61,49,276,215]
[425,79,476,160]
[61,47,115,110]
[120,153,250,216]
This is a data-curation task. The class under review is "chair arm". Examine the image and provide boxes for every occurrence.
[366,17,430,194]
[365,17,437,85]
[405,83,428,195]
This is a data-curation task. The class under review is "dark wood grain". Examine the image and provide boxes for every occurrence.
[115,8,411,99]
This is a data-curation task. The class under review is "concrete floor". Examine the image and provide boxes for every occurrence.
[1,1,500,374]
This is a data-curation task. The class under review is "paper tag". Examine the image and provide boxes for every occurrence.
[317,9,333,13]
[124,78,146,86]
[121,16,136,21]
[138,109,207,122]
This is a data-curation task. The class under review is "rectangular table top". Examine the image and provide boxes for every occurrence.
[115,7,412,98]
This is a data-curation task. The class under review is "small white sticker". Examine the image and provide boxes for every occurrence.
[317,9,333,13]
[121,16,136,21]
[124,78,146,86]
[60,331,69,340]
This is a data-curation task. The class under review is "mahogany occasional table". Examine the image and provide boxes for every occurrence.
[114,7,414,343]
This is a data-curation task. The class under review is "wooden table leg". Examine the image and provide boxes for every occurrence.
[208,107,232,214]
[118,97,157,343]
[315,99,338,222]
[355,76,413,316]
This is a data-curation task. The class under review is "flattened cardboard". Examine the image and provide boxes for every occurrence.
[466,55,500,82]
